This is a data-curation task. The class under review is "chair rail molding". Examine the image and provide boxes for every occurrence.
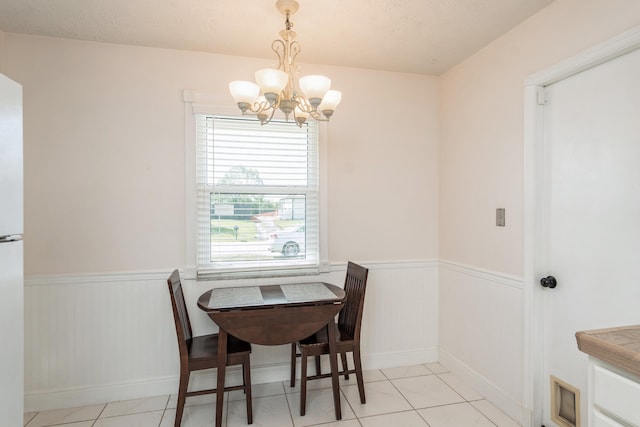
[439,259,523,289]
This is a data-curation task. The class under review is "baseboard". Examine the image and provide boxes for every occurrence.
[25,375,179,413]
[25,346,439,412]
[363,347,439,370]
[438,349,525,426]
[25,364,270,412]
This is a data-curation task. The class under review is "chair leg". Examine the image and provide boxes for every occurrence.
[242,362,246,394]
[290,343,297,388]
[353,348,366,404]
[243,357,253,424]
[300,348,308,416]
[340,352,350,380]
[175,370,189,427]
[315,355,322,376]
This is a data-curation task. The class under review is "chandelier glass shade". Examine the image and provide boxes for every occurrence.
[229,0,342,127]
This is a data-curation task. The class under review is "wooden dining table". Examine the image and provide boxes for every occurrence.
[197,281,346,427]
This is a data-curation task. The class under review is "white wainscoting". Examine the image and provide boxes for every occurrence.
[438,260,525,425]
[24,260,439,412]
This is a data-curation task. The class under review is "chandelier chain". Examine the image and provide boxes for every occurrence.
[285,11,293,31]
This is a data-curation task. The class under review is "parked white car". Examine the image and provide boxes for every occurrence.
[269,225,305,256]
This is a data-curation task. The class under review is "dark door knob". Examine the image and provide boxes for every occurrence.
[540,276,557,289]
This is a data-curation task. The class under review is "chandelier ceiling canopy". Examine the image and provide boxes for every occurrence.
[229,0,341,127]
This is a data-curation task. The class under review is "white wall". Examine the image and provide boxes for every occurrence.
[438,0,640,424]
[2,34,441,410]
[2,33,439,275]
[440,0,640,275]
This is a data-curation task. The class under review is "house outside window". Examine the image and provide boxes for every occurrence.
[193,114,320,278]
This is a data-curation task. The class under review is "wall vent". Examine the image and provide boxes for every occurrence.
[550,375,581,427]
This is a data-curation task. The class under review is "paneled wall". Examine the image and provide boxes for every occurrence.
[24,261,438,412]
[438,261,523,424]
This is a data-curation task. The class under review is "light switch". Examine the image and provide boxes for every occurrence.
[496,208,505,227]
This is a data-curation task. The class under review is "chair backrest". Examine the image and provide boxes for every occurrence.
[167,269,193,359]
[338,262,369,342]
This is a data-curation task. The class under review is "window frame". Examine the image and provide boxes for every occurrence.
[184,90,329,279]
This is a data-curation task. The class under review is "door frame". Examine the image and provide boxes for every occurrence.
[522,26,640,427]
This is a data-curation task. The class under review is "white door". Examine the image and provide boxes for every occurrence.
[540,47,640,426]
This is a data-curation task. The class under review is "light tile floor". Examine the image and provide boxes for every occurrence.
[24,363,521,427]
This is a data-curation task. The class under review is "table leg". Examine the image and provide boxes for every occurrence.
[216,329,227,427]
[326,322,342,420]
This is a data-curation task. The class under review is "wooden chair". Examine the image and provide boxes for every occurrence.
[290,261,369,415]
[167,269,253,426]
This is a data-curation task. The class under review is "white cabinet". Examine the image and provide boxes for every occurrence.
[589,358,640,427]
[593,412,631,427]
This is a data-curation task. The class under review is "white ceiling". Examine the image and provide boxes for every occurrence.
[0,0,554,75]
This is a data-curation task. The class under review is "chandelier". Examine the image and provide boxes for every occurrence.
[229,0,342,127]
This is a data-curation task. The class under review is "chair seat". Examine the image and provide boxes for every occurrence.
[298,322,355,353]
[189,334,252,366]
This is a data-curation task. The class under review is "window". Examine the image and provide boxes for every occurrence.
[194,114,320,277]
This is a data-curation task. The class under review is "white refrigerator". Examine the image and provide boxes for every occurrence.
[0,73,24,425]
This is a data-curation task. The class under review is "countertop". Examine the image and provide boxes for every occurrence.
[576,325,640,377]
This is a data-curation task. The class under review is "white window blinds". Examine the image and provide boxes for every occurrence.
[195,115,319,277]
